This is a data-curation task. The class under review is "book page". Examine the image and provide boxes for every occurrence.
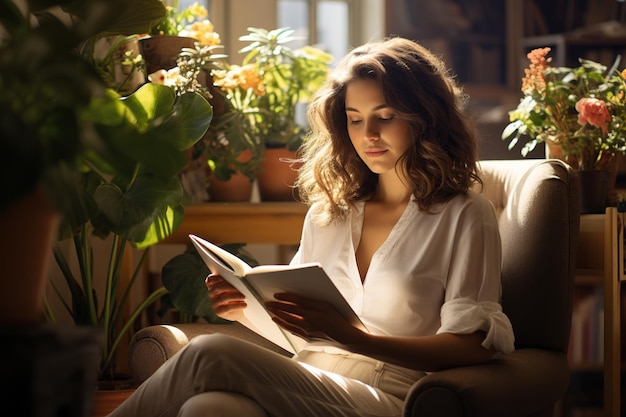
[244,264,368,333]
[189,234,252,277]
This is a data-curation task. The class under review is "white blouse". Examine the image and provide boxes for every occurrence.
[290,190,515,354]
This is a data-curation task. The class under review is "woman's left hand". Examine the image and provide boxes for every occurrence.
[265,292,366,346]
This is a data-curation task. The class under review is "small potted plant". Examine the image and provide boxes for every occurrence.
[210,26,333,200]
[502,47,626,213]
[140,1,221,76]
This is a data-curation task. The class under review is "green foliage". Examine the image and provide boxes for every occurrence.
[49,82,213,380]
[0,0,166,212]
[0,0,214,380]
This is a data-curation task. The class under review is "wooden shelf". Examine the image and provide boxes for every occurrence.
[575,269,604,285]
[159,202,308,246]
[570,211,624,417]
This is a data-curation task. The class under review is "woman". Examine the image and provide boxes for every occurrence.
[109,36,514,417]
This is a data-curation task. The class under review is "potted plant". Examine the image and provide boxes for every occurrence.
[138,1,236,202]
[207,26,333,200]
[1,1,212,414]
[0,0,165,324]
[0,0,175,414]
[502,47,626,213]
[140,1,222,78]
[48,19,215,377]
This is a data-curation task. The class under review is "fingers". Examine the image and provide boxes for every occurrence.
[269,293,333,314]
[205,274,246,321]
[205,274,226,291]
[205,274,242,297]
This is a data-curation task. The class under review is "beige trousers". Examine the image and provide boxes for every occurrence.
[108,333,425,417]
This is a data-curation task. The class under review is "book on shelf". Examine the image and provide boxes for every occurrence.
[189,234,368,354]
[569,287,604,366]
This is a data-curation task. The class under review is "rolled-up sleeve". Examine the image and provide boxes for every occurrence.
[437,297,515,354]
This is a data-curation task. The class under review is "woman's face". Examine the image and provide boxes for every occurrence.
[345,79,411,176]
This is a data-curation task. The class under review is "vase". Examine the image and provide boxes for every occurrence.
[257,148,301,201]
[544,141,577,167]
[578,169,611,214]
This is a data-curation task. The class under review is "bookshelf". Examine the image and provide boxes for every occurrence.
[603,208,625,417]
[569,210,624,417]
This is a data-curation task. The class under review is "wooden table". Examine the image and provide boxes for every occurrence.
[160,202,309,246]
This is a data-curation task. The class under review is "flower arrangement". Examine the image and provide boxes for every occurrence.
[150,1,221,47]
[502,47,626,171]
[144,8,334,183]
[205,27,333,181]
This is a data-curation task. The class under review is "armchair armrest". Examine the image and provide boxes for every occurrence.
[403,349,570,417]
[129,322,290,383]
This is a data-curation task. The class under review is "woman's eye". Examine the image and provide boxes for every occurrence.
[379,115,395,122]
[349,119,362,125]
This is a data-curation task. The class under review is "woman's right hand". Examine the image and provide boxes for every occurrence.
[205,274,247,321]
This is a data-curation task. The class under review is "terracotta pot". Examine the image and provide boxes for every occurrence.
[257,147,301,201]
[0,187,60,324]
[139,35,196,74]
[208,149,255,202]
[209,173,254,202]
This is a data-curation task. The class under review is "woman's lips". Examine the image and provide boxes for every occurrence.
[365,148,387,157]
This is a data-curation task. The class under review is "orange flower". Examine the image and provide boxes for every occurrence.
[575,98,611,135]
[183,20,221,47]
[521,47,551,93]
[214,64,266,96]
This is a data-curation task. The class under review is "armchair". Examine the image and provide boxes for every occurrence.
[128,159,580,417]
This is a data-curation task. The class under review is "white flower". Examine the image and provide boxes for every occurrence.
[148,68,181,87]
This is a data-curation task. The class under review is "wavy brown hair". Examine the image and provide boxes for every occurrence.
[296,37,481,224]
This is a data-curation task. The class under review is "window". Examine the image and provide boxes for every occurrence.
[278,0,352,64]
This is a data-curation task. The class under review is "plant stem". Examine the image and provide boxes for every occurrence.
[103,286,169,373]
[101,233,124,371]
[76,227,98,324]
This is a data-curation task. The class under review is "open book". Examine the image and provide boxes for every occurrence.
[189,234,368,354]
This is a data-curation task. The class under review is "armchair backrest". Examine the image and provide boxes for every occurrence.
[475,159,580,352]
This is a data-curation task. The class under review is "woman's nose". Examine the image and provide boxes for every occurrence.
[365,122,380,141]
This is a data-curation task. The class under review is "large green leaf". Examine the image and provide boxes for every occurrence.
[119,83,177,132]
[83,84,212,180]
[134,203,185,248]
[163,91,214,150]
[161,248,226,323]
[93,173,184,243]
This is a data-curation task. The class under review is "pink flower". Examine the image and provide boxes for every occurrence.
[576,98,611,135]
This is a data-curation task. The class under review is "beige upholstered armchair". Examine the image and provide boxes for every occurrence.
[128,159,580,417]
